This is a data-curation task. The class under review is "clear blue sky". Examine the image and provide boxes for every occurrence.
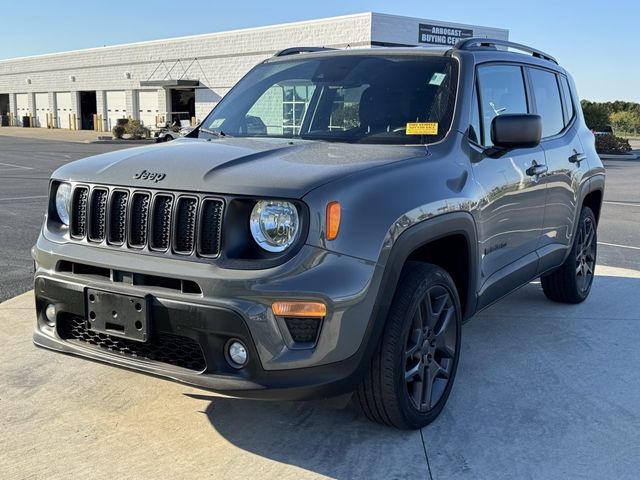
[1,0,636,102]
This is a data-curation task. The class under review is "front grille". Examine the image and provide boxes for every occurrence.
[57,313,207,371]
[69,184,224,259]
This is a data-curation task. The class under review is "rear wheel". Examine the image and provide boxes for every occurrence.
[355,262,461,429]
[541,206,597,303]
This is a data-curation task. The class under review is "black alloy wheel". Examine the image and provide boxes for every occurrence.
[404,284,457,412]
[356,262,461,429]
[541,206,598,303]
[575,214,596,295]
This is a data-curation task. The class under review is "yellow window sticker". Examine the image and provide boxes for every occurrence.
[406,122,439,136]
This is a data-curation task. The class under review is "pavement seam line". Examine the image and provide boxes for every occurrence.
[603,201,640,207]
[598,242,640,251]
[420,427,434,480]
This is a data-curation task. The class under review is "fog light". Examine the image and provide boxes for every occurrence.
[44,304,56,325]
[226,340,248,368]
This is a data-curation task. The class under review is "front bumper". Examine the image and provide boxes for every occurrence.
[32,234,383,400]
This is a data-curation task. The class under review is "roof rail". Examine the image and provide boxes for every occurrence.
[454,38,558,64]
[273,47,336,57]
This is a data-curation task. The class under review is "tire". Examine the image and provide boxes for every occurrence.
[541,206,597,304]
[355,262,462,429]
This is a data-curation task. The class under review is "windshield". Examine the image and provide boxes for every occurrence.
[199,54,458,144]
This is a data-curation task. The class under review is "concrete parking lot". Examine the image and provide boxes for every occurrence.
[1,135,639,479]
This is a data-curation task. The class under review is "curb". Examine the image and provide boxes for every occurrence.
[599,153,639,160]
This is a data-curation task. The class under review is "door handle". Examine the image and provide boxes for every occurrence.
[569,151,587,164]
[526,162,548,177]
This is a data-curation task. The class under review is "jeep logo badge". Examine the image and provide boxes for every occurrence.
[133,169,166,183]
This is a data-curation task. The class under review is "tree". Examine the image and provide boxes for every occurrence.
[580,100,610,129]
[609,110,640,135]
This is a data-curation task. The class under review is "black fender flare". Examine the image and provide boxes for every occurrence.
[373,211,479,324]
[560,173,605,265]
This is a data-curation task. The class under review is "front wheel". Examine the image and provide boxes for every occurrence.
[541,206,597,303]
[355,262,461,429]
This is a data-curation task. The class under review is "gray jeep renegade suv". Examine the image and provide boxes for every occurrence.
[33,39,605,429]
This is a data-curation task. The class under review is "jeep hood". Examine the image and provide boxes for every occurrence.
[51,137,425,197]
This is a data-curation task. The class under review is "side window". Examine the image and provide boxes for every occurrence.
[559,76,575,126]
[528,68,565,138]
[476,65,528,146]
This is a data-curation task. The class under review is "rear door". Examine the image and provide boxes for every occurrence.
[526,67,585,272]
[471,63,547,309]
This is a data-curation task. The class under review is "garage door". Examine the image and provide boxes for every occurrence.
[34,93,49,128]
[138,90,159,128]
[56,92,72,129]
[106,91,127,130]
[16,94,29,125]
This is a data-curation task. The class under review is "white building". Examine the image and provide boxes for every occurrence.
[0,12,507,131]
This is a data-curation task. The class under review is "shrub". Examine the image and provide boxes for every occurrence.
[124,119,150,140]
[112,125,125,139]
[595,134,632,154]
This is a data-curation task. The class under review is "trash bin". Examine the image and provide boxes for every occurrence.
[22,116,31,128]
[0,115,9,127]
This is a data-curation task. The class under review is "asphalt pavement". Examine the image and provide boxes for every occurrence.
[0,136,136,301]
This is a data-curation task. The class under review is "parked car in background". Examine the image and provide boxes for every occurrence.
[592,125,614,136]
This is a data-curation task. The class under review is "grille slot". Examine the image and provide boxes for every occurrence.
[57,314,206,371]
[88,188,108,242]
[70,186,89,238]
[174,197,198,254]
[198,199,224,257]
[150,195,173,251]
[108,191,129,245]
[128,192,150,248]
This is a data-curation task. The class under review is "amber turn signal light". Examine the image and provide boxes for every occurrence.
[326,201,341,241]
[272,301,327,318]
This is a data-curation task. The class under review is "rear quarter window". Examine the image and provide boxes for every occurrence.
[528,68,565,138]
[559,76,575,126]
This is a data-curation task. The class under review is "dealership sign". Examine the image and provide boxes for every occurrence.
[418,24,473,46]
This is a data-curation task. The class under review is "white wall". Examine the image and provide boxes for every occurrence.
[0,13,508,127]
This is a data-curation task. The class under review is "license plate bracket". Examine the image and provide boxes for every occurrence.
[86,288,150,342]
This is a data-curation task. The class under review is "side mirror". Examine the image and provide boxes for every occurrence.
[486,114,542,157]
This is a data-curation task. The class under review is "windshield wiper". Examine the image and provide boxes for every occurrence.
[199,127,230,138]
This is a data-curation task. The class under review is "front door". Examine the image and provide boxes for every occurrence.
[471,63,547,308]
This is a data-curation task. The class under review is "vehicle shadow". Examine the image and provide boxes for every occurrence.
[183,393,427,479]
[187,270,640,479]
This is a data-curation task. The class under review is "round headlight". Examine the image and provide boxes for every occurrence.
[55,182,72,225]
[250,200,299,252]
